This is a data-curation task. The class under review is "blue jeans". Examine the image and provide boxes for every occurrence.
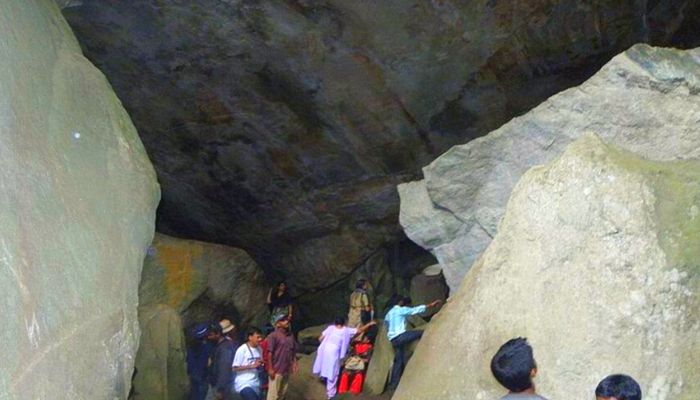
[189,378,208,400]
[239,387,260,400]
[388,330,423,389]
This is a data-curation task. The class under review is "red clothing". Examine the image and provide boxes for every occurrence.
[338,371,365,394]
[338,341,373,394]
[266,328,299,376]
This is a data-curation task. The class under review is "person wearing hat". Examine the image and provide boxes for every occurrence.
[208,319,240,400]
[187,323,214,400]
[264,314,299,400]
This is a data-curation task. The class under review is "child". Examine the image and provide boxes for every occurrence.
[337,323,377,395]
[490,337,548,400]
[595,374,642,400]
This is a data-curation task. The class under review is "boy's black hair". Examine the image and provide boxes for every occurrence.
[356,278,367,290]
[208,322,222,335]
[246,326,262,339]
[490,337,536,393]
[595,374,642,400]
[334,316,346,326]
[401,296,412,306]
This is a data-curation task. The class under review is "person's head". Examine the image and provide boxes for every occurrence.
[192,323,209,341]
[274,314,290,330]
[360,310,372,325]
[206,322,222,342]
[219,319,236,338]
[399,296,412,307]
[246,326,263,347]
[595,374,642,400]
[334,316,346,326]
[263,324,275,336]
[276,281,287,292]
[356,279,368,290]
[490,337,537,393]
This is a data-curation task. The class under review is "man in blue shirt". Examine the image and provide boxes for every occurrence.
[385,296,441,390]
[186,323,214,400]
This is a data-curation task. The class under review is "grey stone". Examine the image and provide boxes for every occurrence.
[140,233,269,330]
[394,135,700,400]
[287,353,327,400]
[60,1,700,308]
[132,304,189,400]
[362,322,393,396]
[409,265,449,318]
[0,1,159,398]
[400,44,700,291]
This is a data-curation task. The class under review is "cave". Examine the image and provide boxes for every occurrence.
[2,1,700,399]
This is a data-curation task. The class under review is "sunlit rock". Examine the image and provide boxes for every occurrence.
[400,44,700,291]
[0,1,159,398]
[394,135,700,400]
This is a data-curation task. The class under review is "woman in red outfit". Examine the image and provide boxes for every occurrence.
[338,315,378,395]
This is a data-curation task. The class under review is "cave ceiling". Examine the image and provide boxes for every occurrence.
[61,0,700,293]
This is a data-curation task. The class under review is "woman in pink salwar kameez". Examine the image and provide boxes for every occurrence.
[312,316,376,399]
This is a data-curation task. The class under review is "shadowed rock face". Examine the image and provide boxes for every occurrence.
[60,1,700,299]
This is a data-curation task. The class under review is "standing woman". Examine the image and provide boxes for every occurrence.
[267,282,293,327]
[312,317,376,400]
[347,279,372,328]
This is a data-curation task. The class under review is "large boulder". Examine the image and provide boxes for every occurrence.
[61,1,700,311]
[400,44,700,291]
[0,1,159,398]
[131,304,189,400]
[394,135,700,400]
[287,353,327,400]
[140,233,269,329]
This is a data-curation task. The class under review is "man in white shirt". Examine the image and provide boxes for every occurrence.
[232,327,264,400]
[385,296,441,390]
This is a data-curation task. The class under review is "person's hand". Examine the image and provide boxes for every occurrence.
[268,369,276,380]
[428,299,442,308]
[252,359,264,368]
[292,360,299,374]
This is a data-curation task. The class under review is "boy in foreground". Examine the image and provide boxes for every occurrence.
[595,374,642,400]
[490,337,548,400]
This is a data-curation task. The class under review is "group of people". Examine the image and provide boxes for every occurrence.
[491,337,643,400]
[311,279,444,399]
[186,281,299,400]
[185,279,648,400]
[185,278,443,400]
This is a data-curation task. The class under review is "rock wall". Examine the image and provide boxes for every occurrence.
[60,1,700,305]
[0,1,159,398]
[140,233,269,329]
[400,44,700,291]
[131,305,189,400]
[394,135,700,400]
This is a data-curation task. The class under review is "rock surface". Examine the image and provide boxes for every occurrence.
[140,233,269,329]
[60,1,700,303]
[132,304,189,400]
[0,1,159,398]
[394,135,700,400]
[287,353,328,400]
[409,265,449,318]
[400,44,700,291]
